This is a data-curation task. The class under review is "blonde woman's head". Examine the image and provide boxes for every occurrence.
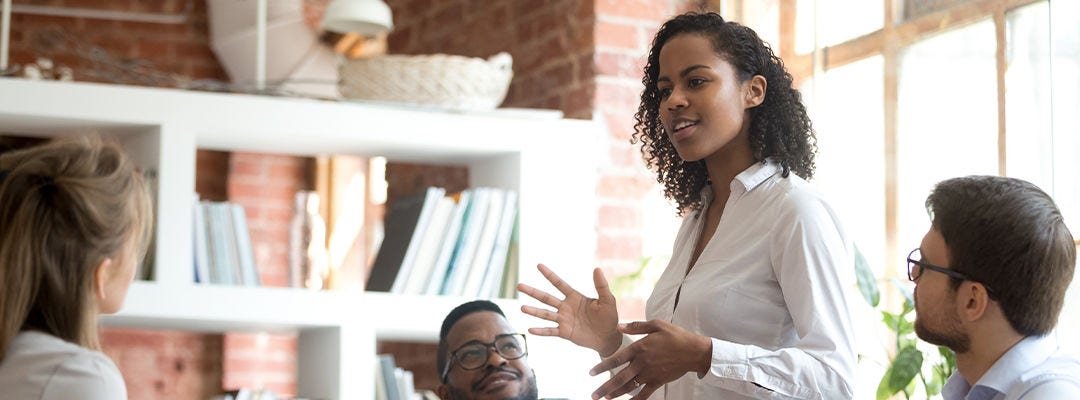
[0,135,153,356]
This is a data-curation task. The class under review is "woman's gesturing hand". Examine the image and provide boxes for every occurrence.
[517,264,623,356]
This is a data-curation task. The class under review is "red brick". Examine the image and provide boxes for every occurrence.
[599,204,643,229]
[602,110,637,140]
[597,80,644,113]
[432,2,464,25]
[136,40,176,63]
[597,233,643,259]
[560,84,595,119]
[596,50,647,79]
[596,0,671,20]
[596,20,639,49]
[610,142,643,168]
[598,174,653,199]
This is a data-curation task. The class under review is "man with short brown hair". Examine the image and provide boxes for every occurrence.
[911,175,1080,399]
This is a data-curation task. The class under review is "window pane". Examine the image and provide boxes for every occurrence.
[896,20,998,275]
[1050,0,1080,236]
[819,0,884,47]
[796,0,884,53]
[1050,0,1080,353]
[739,0,781,53]
[807,56,887,273]
[1005,2,1052,190]
[795,0,817,54]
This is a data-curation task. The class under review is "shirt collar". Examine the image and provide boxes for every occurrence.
[943,335,1059,399]
[732,158,780,193]
[695,159,780,207]
[976,335,1058,392]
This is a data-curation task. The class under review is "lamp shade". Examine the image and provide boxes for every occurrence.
[321,0,393,35]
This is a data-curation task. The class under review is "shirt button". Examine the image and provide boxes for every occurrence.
[724,366,737,376]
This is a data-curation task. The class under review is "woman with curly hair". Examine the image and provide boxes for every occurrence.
[520,12,856,399]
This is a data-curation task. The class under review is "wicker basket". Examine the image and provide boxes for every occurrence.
[339,52,513,110]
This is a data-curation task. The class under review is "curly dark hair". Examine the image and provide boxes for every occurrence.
[631,12,817,215]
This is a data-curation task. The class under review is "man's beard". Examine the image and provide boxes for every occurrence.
[914,303,971,353]
[446,374,538,400]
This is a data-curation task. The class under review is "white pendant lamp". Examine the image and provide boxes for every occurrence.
[321,0,393,35]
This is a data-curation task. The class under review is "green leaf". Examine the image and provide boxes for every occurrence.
[876,369,893,400]
[885,347,924,397]
[882,311,902,333]
[854,244,881,307]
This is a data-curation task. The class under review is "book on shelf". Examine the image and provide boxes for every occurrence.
[461,188,506,297]
[194,200,259,287]
[377,354,401,400]
[389,186,446,293]
[423,190,471,295]
[192,195,211,284]
[203,201,230,285]
[499,217,520,298]
[441,187,492,296]
[230,203,260,286]
[479,190,518,298]
[401,195,456,294]
[368,187,441,292]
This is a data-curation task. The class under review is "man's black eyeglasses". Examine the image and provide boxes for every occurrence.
[907,248,969,281]
[907,248,995,296]
[440,333,528,383]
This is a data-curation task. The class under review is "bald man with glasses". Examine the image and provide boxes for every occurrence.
[910,175,1080,399]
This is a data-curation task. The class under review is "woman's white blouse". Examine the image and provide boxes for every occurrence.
[644,159,856,399]
[0,331,127,400]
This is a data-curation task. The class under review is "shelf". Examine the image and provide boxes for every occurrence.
[100,282,364,333]
[0,77,603,400]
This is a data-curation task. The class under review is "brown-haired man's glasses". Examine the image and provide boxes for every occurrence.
[440,333,528,383]
[907,248,971,281]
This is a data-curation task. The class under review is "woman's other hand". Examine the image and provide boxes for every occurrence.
[588,320,713,399]
[518,264,622,356]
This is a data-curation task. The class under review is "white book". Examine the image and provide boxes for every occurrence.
[230,204,260,286]
[441,187,490,296]
[424,190,471,295]
[400,369,415,400]
[461,188,505,297]
[192,194,210,284]
[203,202,230,285]
[374,356,388,400]
[390,187,446,294]
[402,196,455,294]
[215,202,243,285]
[479,190,518,298]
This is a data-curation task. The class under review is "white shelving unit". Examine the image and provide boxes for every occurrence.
[0,77,603,399]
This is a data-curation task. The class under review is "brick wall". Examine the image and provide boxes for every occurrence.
[592,0,709,318]
[7,0,225,85]
[386,0,596,119]
[99,328,223,400]
[221,152,312,396]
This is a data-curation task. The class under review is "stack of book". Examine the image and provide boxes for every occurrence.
[367,186,519,298]
[192,196,261,286]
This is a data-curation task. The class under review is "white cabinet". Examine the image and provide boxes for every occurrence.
[0,77,603,399]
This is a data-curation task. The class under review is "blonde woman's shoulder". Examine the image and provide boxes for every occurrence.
[0,331,126,400]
